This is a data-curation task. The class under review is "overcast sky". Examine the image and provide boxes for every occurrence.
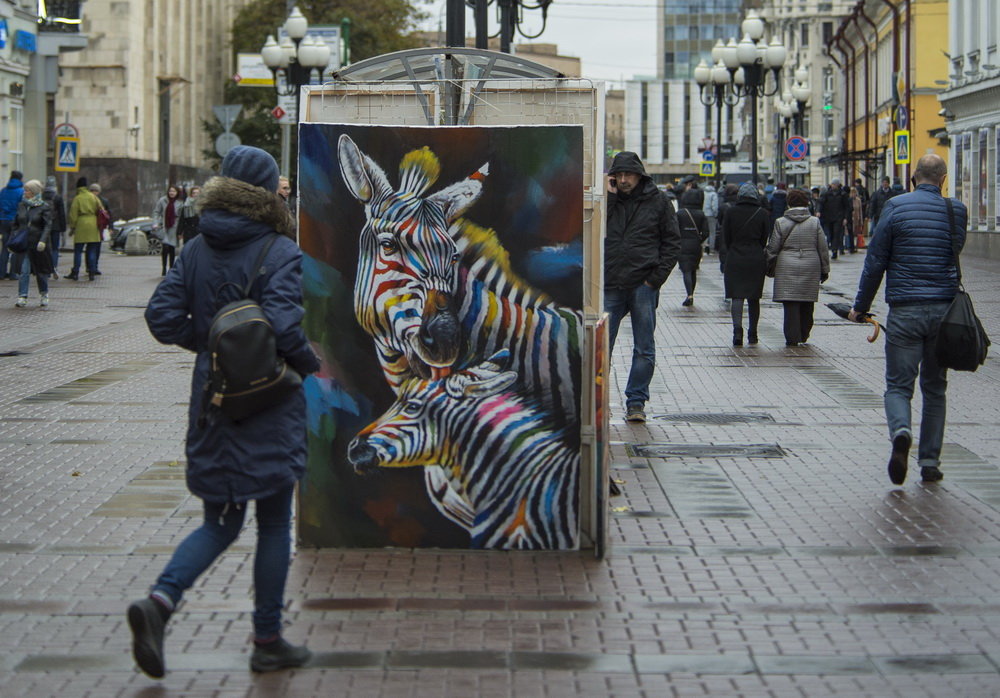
[419,0,659,86]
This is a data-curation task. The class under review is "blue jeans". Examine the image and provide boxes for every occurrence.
[605,283,658,407]
[884,303,950,468]
[17,256,48,297]
[71,242,99,274]
[153,485,294,638]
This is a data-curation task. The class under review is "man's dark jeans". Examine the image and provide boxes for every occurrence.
[0,220,15,278]
[822,219,844,257]
[606,283,658,408]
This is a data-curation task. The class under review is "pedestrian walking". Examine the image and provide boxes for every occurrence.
[702,182,719,254]
[849,154,964,486]
[678,187,709,307]
[89,183,111,275]
[0,169,25,280]
[849,185,866,250]
[604,151,681,423]
[722,182,769,346]
[12,180,54,308]
[128,145,320,679]
[766,189,830,346]
[769,182,788,230]
[152,185,181,275]
[43,176,66,278]
[715,182,739,272]
[66,176,103,281]
[177,185,201,243]
[867,176,895,233]
[819,178,850,259]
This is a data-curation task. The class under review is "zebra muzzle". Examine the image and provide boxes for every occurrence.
[415,294,460,367]
[347,438,381,475]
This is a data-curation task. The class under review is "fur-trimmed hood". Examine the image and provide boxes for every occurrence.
[195,176,294,249]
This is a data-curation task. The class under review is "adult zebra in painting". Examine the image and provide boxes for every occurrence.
[338,135,582,428]
[337,134,486,392]
[347,352,580,550]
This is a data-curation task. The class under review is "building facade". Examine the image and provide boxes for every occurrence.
[54,0,253,218]
[822,0,948,193]
[758,0,855,187]
[938,0,1000,258]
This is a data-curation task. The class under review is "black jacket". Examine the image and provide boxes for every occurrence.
[677,189,708,272]
[819,186,849,221]
[867,185,897,222]
[42,187,67,233]
[605,153,680,289]
[13,198,54,275]
[722,198,769,299]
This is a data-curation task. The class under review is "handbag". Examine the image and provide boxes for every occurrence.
[97,207,111,232]
[934,199,990,372]
[765,219,797,278]
[6,228,28,254]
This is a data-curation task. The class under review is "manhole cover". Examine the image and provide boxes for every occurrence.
[627,443,787,459]
[654,413,774,425]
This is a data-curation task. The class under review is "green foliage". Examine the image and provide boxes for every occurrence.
[203,0,427,170]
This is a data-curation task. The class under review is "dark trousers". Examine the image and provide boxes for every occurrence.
[682,268,697,297]
[782,301,814,344]
[731,298,760,334]
[72,242,99,274]
[822,219,844,257]
[161,243,176,274]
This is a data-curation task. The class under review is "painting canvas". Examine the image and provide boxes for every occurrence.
[297,123,584,550]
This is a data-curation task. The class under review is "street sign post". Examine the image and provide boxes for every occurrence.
[700,160,716,177]
[784,135,809,161]
[213,105,242,132]
[52,122,79,140]
[894,130,910,164]
[785,161,810,175]
[215,132,241,158]
[54,136,80,173]
[895,105,909,131]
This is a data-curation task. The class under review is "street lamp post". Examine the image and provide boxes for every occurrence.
[260,6,332,176]
[732,11,785,185]
[695,49,740,183]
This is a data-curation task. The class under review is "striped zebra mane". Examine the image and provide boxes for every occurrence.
[454,218,553,303]
[398,147,441,197]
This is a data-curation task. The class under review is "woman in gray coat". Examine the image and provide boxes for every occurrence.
[766,189,830,346]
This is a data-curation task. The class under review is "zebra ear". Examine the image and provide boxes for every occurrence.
[337,134,391,204]
[461,371,517,398]
[427,163,488,224]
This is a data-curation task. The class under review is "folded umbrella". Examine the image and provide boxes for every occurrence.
[826,302,881,342]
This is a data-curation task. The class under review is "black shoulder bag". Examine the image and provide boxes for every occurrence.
[203,235,303,423]
[935,199,990,372]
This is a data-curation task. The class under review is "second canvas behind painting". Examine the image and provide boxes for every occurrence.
[296,123,585,550]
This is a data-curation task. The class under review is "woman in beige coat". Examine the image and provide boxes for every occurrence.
[67,176,102,281]
[766,189,831,346]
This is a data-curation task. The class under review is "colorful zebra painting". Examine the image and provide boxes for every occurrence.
[348,352,580,550]
[338,135,583,428]
[298,123,584,549]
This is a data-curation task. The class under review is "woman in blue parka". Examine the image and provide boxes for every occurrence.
[128,146,320,679]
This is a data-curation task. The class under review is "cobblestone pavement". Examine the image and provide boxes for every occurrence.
[1,246,999,697]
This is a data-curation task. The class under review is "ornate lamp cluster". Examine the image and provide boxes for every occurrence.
[692,11,811,184]
[260,6,332,98]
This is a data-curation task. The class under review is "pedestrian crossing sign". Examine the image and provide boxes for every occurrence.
[54,136,80,172]
[893,130,910,165]
[700,160,716,177]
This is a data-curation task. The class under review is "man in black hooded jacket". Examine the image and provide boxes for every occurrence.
[605,151,681,423]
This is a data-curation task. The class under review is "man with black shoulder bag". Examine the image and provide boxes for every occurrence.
[849,154,973,486]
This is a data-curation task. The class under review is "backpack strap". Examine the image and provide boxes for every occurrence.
[945,198,963,288]
[242,234,280,298]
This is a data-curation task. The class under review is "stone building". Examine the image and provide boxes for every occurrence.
[54,0,253,218]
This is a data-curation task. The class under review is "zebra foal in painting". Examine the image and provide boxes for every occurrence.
[338,135,582,428]
[348,351,580,550]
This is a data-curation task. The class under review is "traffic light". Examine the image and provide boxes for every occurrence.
[823,92,833,111]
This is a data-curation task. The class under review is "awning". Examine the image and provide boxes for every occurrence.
[817,145,886,166]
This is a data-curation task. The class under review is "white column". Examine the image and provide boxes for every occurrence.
[646,81,664,165]
[667,80,685,164]
[624,81,643,154]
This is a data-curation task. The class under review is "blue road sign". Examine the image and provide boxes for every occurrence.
[54,137,80,172]
[702,151,715,161]
[895,105,909,130]
[784,135,809,161]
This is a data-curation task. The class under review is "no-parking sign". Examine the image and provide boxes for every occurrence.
[784,136,809,161]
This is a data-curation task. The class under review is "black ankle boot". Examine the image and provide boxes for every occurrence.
[733,328,743,346]
[748,330,759,345]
